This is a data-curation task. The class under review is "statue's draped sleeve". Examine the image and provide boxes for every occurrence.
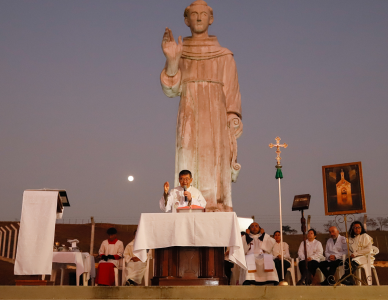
[223,55,242,119]
[160,66,181,98]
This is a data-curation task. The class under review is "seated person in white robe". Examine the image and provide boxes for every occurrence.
[318,226,347,285]
[241,222,278,285]
[341,221,377,285]
[297,228,324,285]
[95,227,124,286]
[272,230,291,284]
[160,169,206,212]
[124,230,148,286]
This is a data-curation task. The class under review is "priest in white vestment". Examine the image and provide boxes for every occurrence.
[319,226,347,285]
[95,228,124,286]
[297,228,324,284]
[160,170,206,213]
[123,232,149,286]
[241,222,278,285]
[160,0,243,212]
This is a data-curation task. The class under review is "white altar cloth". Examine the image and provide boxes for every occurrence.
[133,212,246,269]
[14,191,60,275]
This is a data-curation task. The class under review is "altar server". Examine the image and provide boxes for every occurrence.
[124,231,149,286]
[160,170,206,212]
[297,229,324,284]
[95,228,124,286]
[272,230,291,283]
[319,226,347,285]
[241,222,279,285]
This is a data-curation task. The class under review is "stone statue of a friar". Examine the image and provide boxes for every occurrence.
[160,0,243,212]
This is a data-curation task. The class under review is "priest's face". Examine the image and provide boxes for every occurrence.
[249,222,260,235]
[179,174,193,188]
[184,5,214,36]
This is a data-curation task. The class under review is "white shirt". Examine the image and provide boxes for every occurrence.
[349,233,373,257]
[325,234,347,261]
[159,186,206,213]
[272,242,291,261]
[298,239,324,262]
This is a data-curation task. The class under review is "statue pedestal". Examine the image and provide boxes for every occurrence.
[151,246,227,286]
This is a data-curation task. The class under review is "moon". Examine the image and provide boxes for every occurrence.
[128,176,134,182]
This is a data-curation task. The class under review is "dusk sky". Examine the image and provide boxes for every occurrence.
[1,0,387,232]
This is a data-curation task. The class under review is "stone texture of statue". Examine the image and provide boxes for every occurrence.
[160,0,243,212]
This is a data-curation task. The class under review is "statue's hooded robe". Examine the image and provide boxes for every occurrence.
[161,36,242,211]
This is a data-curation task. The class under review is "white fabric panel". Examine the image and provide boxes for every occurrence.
[237,217,254,232]
[134,212,246,269]
[14,191,59,275]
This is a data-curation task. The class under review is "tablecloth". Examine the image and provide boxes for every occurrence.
[133,212,246,269]
[52,252,93,280]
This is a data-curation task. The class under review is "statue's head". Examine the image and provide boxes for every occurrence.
[184,0,214,36]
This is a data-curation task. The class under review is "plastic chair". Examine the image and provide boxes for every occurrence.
[355,246,380,286]
[286,258,296,286]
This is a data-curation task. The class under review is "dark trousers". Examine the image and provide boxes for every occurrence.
[274,258,291,280]
[319,259,342,283]
[299,260,319,276]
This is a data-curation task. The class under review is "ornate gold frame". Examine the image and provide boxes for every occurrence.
[322,161,366,216]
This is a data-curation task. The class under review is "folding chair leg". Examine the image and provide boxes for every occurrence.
[114,268,119,286]
[372,268,380,286]
[60,268,64,286]
[290,269,296,286]
[356,269,362,286]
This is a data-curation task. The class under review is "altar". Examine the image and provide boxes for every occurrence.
[133,212,246,286]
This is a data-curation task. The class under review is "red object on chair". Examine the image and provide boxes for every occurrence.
[95,263,115,286]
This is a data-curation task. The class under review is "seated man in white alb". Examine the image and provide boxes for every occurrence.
[95,228,124,286]
[124,230,149,286]
[241,222,278,285]
[160,169,206,212]
[318,226,347,285]
[272,230,291,284]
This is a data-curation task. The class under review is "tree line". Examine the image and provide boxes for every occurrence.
[323,216,388,232]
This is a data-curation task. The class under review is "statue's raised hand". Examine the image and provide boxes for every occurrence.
[162,27,183,76]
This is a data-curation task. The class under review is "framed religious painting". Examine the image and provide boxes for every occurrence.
[322,161,366,215]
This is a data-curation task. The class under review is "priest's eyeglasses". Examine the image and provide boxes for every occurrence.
[179,178,191,182]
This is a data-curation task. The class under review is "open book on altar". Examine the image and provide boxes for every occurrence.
[176,205,205,213]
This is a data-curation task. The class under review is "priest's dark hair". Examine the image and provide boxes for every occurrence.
[107,227,117,235]
[179,170,192,178]
[349,221,367,238]
[273,230,280,236]
[308,228,317,236]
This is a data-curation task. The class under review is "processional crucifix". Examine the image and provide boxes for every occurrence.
[269,137,288,286]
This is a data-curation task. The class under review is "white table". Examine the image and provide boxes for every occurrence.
[51,252,95,286]
[133,212,247,269]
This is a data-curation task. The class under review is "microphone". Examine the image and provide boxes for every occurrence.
[184,185,188,203]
